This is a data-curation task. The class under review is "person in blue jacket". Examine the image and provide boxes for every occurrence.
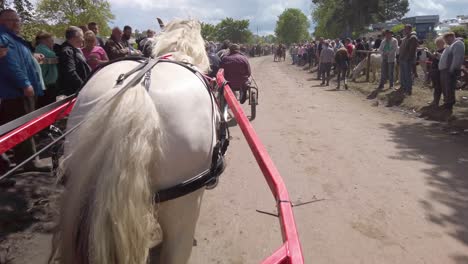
[0,9,50,172]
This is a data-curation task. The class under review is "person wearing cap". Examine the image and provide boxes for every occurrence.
[399,24,419,95]
[220,44,251,104]
[377,30,398,90]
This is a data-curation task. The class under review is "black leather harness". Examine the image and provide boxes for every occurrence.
[0,56,230,203]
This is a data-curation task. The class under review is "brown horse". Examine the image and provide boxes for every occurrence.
[274,44,286,62]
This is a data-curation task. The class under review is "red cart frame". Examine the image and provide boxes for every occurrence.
[216,69,304,264]
[0,70,304,264]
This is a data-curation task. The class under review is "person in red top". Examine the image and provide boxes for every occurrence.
[345,38,353,57]
[220,44,251,104]
[345,38,354,77]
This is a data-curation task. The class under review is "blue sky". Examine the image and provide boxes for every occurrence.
[45,0,468,35]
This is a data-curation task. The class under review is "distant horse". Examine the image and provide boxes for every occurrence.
[274,44,286,62]
[351,53,383,82]
[49,19,225,264]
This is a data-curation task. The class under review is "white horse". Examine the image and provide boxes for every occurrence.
[49,19,221,264]
[351,53,382,82]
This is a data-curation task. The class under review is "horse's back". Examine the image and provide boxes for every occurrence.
[66,60,217,189]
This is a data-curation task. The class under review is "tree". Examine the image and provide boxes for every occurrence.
[1,0,44,41]
[312,0,409,38]
[391,23,405,34]
[215,18,253,43]
[450,25,468,38]
[36,0,114,38]
[275,8,310,44]
[201,22,217,41]
[264,34,277,44]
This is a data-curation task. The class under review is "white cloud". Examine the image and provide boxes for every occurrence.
[108,0,312,35]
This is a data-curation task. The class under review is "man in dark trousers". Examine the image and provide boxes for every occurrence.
[57,26,91,96]
[399,25,419,95]
[439,32,466,111]
[0,9,50,172]
[220,44,251,104]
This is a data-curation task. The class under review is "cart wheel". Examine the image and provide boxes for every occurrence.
[250,90,257,120]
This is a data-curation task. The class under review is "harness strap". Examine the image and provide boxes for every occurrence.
[155,155,225,203]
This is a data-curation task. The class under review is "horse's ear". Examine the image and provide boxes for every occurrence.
[157,18,165,29]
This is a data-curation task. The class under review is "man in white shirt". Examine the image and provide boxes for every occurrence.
[377,30,398,90]
[439,32,465,110]
[319,41,335,86]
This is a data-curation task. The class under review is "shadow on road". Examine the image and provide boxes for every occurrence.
[382,122,468,263]
[0,172,60,240]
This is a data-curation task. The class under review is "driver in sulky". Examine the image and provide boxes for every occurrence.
[220,44,251,104]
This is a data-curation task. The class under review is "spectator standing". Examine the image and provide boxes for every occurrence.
[363,37,370,50]
[88,22,105,47]
[217,39,230,59]
[105,27,129,60]
[377,30,398,90]
[82,31,109,71]
[316,37,324,66]
[319,41,335,86]
[0,9,49,172]
[373,35,383,49]
[290,44,298,65]
[355,38,366,62]
[439,32,465,111]
[369,37,375,49]
[335,47,349,89]
[344,38,354,77]
[399,25,419,95]
[307,43,315,69]
[138,29,155,57]
[335,38,343,49]
[427,37,446,106]
[122,25,133,49]
[58,26,91,96]
[315,38,325,79]
[35,31,59,107]
[205,41,220,78]
[121,25,141,56]
[298,44,305,65]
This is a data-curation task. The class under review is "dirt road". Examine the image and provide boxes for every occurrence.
[190,56,468,264]
[2,56,468,264]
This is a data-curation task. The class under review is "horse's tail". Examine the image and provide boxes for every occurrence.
[51,86,163,264]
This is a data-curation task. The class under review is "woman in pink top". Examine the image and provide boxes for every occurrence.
[82,31,109,71]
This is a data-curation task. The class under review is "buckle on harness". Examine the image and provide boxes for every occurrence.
[116,74,126,85]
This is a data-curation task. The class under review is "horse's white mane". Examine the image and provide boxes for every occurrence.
[152,19,210,73]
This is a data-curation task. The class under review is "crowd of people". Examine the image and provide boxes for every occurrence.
[289,24,466,111]
[0,9,157,173]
